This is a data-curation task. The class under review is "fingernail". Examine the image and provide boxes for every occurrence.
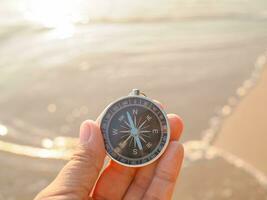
[79,121,93,144]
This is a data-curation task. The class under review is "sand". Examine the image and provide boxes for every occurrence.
[1,3,267,198]
[215,67,267,175]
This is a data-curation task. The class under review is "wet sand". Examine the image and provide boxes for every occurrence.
[215,67,267,175]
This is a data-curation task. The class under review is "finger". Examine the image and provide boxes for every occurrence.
[168,114,183,141]
[92,161,136,199]
[123,161,157,200]
[143,142,184,200]
[35,120,106,200]
[123,114,183,200]
[153,99,183,140]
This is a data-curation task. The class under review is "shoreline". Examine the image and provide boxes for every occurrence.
[214,67,267,175]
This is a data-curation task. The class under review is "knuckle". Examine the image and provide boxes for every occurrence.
[155,168,177,183]
[71,144,102,173]
[133,174,152,191]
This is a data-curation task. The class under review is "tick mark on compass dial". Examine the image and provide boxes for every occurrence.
[101,97,169,166]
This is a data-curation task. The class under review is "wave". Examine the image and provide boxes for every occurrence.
[1,0,267,27]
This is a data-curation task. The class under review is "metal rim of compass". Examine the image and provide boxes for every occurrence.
[99,89,171,167]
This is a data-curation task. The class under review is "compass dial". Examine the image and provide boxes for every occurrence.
[100,96,170,167]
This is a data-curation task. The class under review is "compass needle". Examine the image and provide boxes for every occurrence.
[134,136,143,150]
[126,112,135,129]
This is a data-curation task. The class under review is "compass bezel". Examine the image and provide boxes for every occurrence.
[100,94,170,167]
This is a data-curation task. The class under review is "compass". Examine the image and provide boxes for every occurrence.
[100,89,170,167]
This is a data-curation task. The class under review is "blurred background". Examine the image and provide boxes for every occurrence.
[0,0,267,199]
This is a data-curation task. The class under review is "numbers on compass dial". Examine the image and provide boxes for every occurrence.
[101,97,169,166]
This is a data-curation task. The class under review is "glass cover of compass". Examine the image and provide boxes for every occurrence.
[100,90,170,167]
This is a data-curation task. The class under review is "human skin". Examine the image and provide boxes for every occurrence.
[34,102,184,200]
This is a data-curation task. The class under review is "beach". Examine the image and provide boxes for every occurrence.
[215,67,267,175]
[1,0,267,199]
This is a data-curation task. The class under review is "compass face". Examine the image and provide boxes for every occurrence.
[100,96,170,167]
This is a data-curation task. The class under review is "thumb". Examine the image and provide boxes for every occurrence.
[35,120,106,200]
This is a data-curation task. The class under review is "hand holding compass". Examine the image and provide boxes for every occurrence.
[35,89,184,200]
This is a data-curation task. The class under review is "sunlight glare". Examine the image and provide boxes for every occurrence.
[42,138,54,149]
[23,0,89,38]
[24,0,83,27]
[0,124,8,136]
